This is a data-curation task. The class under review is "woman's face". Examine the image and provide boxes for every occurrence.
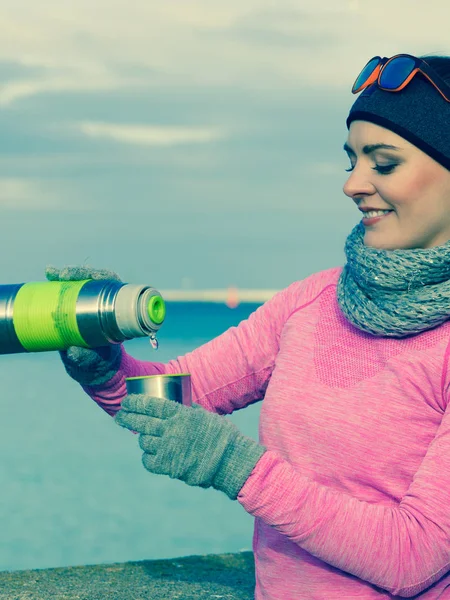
[343,120,450,250]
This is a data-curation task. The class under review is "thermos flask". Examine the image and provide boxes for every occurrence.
[0,279,166,354]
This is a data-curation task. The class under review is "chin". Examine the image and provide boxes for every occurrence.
[363,233,405,251]
[363,232,431,251]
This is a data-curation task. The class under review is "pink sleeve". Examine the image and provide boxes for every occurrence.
[238,406,450,597]
[83,280,306,417]
[82,351,167,416]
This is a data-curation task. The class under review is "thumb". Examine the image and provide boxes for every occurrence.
[45,265,60,281]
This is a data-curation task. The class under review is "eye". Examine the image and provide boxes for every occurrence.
[345,164,355,173]
[373,164,397,175]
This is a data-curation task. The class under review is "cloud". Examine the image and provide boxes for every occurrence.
[0,0,448,106]
[0,177,85,210]
[78,121,226,147]
[0,64,140,107]
[0,178,57,209]
[0,61,45,81]
[214,5,351,48]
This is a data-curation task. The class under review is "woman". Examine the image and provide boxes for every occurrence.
[48,54,450,598]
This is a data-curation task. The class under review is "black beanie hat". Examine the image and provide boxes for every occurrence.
[347,75,450,170]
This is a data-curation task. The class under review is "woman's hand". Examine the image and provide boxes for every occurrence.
[45,265,123,387]
[115,395,266,499]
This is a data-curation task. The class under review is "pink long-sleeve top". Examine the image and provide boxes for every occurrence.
[83,266,450,599]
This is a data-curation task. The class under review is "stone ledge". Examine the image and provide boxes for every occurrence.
[0,551,255,600]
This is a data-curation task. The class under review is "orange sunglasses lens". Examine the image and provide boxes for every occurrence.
[352,57,382,93]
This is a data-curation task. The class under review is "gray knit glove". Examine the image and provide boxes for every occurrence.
[45,265,123,387]
[115,395,266,499]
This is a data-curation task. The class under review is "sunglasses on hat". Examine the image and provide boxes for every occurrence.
[352,54,450,102]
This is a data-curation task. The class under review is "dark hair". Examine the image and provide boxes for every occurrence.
[420,55,450,85]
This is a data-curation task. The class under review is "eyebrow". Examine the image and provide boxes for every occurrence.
[343,142,401,155]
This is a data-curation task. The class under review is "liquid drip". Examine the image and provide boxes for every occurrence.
[149,335,159,350]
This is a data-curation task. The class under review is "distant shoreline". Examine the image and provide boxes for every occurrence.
[161,289,278,304]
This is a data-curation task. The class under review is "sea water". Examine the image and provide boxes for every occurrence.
[0,302,262,572]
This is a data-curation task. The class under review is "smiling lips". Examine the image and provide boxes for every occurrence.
[359,207,393,212]
[361,210,393,225]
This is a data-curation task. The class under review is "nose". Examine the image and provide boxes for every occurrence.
[343,165,376,200]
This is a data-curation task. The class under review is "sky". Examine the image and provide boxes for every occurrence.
[0,0,449,290]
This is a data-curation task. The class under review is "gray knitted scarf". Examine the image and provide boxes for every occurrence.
[336,222,450,337]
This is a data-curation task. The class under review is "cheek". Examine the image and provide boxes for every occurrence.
[393,166,448,206]
[402,172,433,196]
